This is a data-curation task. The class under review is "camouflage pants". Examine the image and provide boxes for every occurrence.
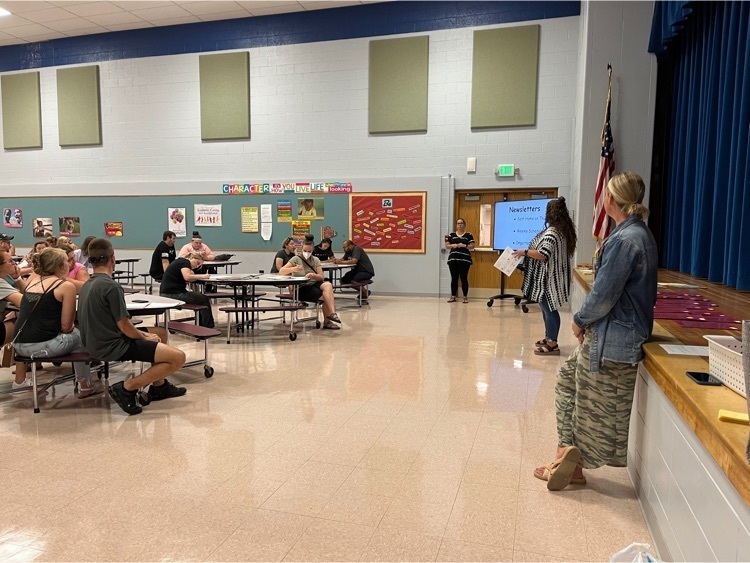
[555,333,638,469]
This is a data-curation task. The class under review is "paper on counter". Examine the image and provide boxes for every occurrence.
[659,344,710,356]
[261,223,272,241]
[494,247,522,277]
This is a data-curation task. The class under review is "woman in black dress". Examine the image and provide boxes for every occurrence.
[445,218,475,303]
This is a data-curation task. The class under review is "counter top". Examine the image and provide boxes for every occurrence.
[573,267,750,505]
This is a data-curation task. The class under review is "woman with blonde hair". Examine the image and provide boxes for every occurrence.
[534,172,658,490]
[11,247,101,398]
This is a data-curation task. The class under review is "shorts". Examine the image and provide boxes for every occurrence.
[117,334,158,363]
[298,281,323,302]
[0,319,6,344]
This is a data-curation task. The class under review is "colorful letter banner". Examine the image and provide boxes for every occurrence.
[349,192,426,253]
[222,182,352,195]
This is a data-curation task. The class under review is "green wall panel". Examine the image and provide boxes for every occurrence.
[1,72,42,150]
[199,52,250,141]
[57,65,102,146]
[471,25,540,128]
[369,36,429,134]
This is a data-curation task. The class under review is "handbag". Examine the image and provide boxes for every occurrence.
[0,279,62,368]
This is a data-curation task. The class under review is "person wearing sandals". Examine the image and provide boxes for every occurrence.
[445,218,475,303]
[512,198,577,355]
[11,248,102,398]
[280,235,342,330]
[534,172,657,491]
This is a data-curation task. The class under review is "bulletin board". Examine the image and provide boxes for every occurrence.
[0,193,349,251]
[349,192,426,253]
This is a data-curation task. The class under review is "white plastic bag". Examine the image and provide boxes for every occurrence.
[610,542,659,562]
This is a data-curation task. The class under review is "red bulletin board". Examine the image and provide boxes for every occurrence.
[349,192,426,253]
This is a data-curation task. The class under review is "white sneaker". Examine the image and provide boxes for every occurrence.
[11,377,33,390]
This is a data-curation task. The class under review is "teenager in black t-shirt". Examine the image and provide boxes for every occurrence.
[159,253,215,328]
[312,237,335,262]
[271,237,297,273]
[149,231,177,281]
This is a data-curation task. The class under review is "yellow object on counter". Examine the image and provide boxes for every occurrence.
[718,409,749,425]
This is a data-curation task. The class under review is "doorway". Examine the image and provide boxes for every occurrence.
[453,189,558,297]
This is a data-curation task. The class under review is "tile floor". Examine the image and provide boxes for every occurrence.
[0,296,653,562]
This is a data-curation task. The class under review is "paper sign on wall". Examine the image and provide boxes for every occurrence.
[195,204,222,226]
[169,208,186,237]
[241,206,259,233]
[277,200,293,222]
[291,220,311,244]
[3,208,22,228]
[104,222,124,237]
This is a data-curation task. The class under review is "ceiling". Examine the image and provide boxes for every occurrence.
[0,1,384,46]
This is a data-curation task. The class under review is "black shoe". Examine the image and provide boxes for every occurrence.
[147,379,187,401]
[108,381,142,415]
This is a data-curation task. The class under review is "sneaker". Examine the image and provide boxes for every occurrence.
[108,381,142,415]
[11,377,32,390]
[147,379,187,401]
[78,380,104,399]
[323,320,341,330]
[327,313,341,324]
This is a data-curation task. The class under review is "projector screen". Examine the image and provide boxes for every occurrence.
[493,198,551,251]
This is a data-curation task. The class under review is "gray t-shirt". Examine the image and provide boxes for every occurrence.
[78,274,131,361]
[0,277,19,314]
[287,254,321,286]
[345,245,375,275]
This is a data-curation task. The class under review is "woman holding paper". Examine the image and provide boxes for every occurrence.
[445,218,475,303]
[512,197,576,355]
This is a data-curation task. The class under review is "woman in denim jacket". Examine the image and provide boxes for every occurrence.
[535,172,658,491]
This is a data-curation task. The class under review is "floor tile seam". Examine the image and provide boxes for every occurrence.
[193,516,247,562]
[282,514,377,562]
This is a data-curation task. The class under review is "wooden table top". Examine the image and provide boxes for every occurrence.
[574,267,750,505]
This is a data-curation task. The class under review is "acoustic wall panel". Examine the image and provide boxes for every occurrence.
[57,65,102,146]
[369,36,429,134]
[471,25,540,128]
[199,52,250,141]
[1,71,42,150]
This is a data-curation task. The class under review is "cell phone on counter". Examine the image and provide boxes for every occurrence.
[685,371,722,386]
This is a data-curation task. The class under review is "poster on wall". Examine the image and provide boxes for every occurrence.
[297,198,324,220]
[349,192,426,253]
[291,220,311,244]
[194,204,222,227]
[104,222,124,237]
[59,216,81,237]
[33,218,53,238]
[321,225,337,240]
[169,208,186,237]
[277,199,292,222]
[3,208,22,228]
[241,207,259,233]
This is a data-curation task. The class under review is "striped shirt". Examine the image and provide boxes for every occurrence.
[447,232,474,265]
[521,227,571,311]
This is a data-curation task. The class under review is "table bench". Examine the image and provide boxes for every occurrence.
[166,321,222,378]
[330,280,372,307]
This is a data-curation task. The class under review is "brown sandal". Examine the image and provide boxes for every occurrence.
[535,338,548,347]
[534,342,560,355]
[533,462,586,486]
[447,296,456,303]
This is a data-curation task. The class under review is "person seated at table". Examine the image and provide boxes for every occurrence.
[58,244,89,294]
[45,235,57,249]
[313,237,335,262]
[179,231,215,262]
[11,247,102,397]
[79,239,187,416]
[149,230,177,282]
[159,252,215,328]
[57,236,77,250]
[280,235,342,330]
[19,241,49,277]
[1,250,26,374]
[271,237,297,273]
[74,236,96,272]
[335,239,375,301]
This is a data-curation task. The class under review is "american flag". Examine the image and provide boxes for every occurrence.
[593,64,615,243]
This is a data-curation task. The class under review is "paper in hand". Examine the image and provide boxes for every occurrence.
[494,247,522,277]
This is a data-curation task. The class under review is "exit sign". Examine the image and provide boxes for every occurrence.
[497,164,515,177]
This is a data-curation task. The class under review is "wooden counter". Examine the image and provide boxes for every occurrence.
[574,267,750,505]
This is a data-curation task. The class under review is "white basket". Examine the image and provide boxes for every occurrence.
[704,335,745,398]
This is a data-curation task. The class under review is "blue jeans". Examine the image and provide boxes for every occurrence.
[14,328,90,382]
[539,293,560,342]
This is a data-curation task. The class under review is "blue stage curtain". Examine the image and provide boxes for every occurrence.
[648,1,694,55]
[651,1,750,290]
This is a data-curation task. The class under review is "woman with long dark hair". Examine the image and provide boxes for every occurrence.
[513,197,577,355]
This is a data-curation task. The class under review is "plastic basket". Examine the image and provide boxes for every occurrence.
[704,335,745,398]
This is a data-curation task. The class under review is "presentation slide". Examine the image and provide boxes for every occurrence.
[493,199,551,250]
